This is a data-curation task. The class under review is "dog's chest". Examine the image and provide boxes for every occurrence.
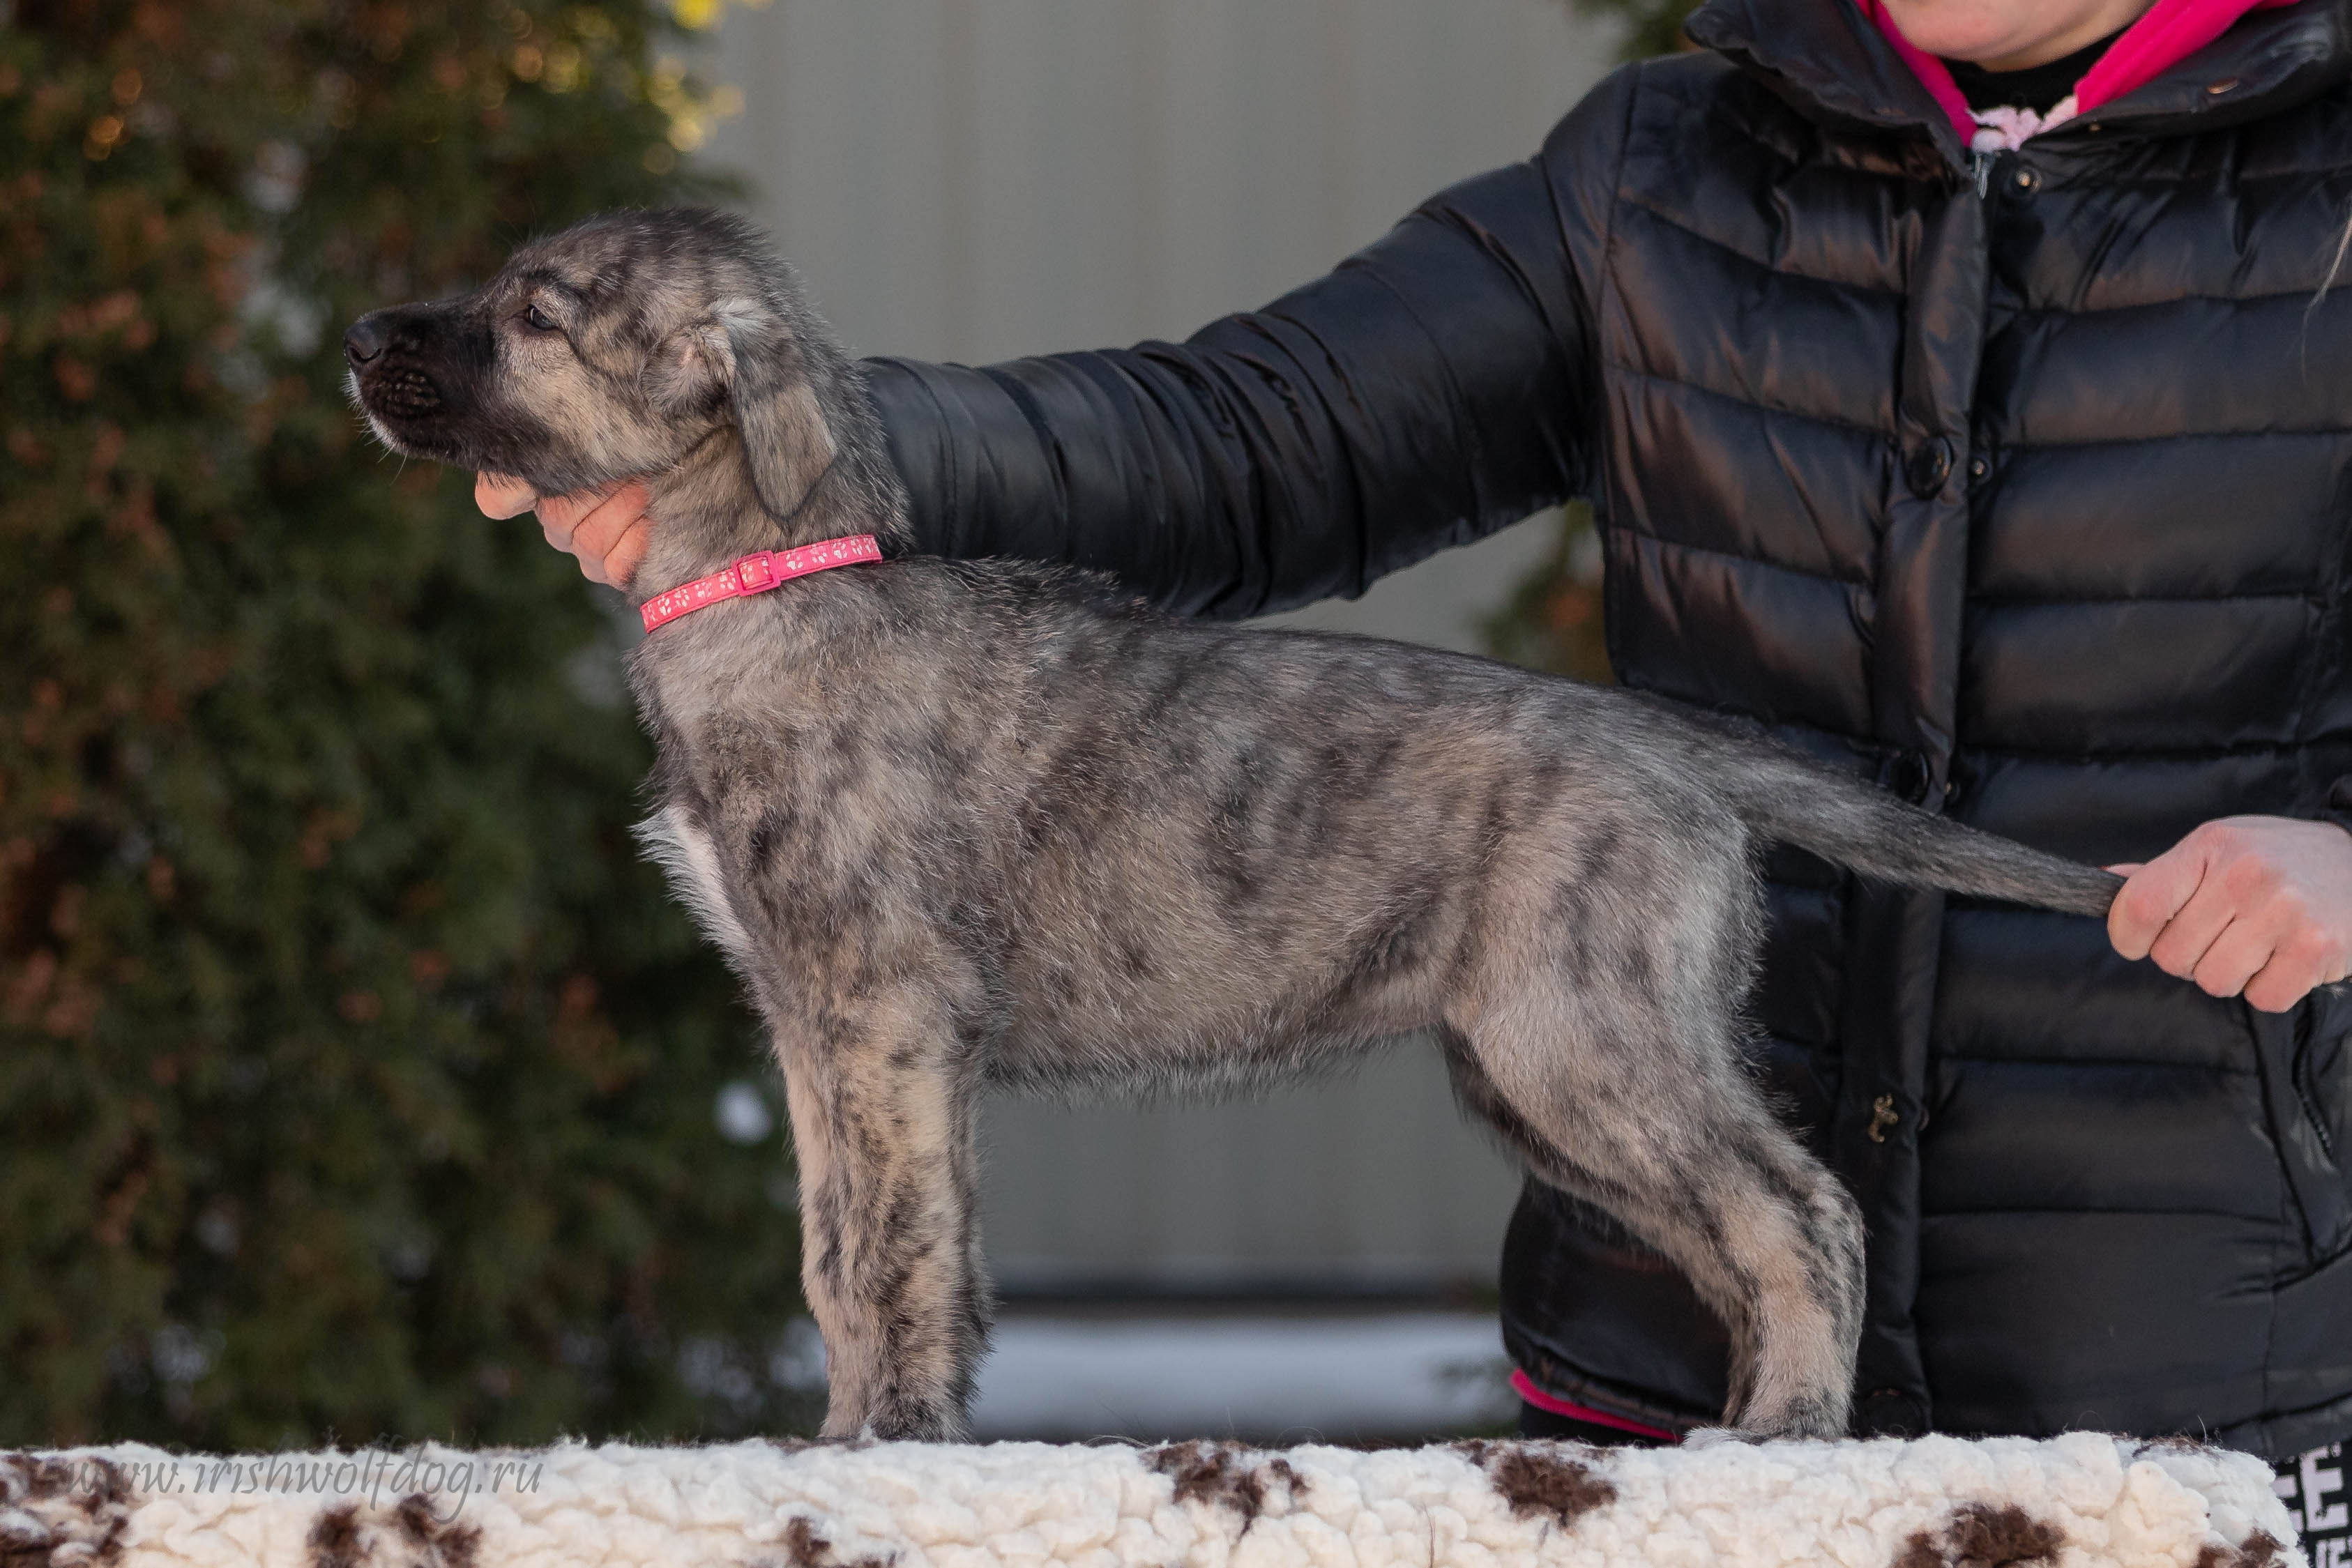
[632,804,758,971]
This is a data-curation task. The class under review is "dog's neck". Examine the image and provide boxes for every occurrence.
[631,427,859,603]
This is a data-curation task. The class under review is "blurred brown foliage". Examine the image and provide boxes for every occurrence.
[1480,503,1613,684]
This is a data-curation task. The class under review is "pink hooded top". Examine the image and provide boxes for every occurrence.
[1857,0,2302,148]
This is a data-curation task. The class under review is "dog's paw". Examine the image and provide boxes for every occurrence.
[1679,1426,1748,1449]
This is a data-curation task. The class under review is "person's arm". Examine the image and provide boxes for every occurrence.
[489,73,1630,610]
[862,149,1600,618]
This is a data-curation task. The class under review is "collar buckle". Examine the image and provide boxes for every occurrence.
[733,550,781,593]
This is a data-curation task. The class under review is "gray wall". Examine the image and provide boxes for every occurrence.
[698,0,1617,1292]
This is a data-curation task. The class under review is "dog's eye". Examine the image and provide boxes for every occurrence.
[524,303,558,332]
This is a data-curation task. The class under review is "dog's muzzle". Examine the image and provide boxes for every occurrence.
[342,315,390,366]
[344,311,446,418]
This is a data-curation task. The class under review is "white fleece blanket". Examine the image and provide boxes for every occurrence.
[0,1431,2305,1568]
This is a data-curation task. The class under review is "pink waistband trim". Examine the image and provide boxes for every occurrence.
[1509,1369,1682,1442]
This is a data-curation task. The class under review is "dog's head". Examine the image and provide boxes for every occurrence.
[345,208,895,545]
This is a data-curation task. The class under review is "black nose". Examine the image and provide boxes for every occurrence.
[344,314,390,367]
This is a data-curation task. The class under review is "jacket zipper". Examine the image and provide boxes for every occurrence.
[1968,147,1997,199]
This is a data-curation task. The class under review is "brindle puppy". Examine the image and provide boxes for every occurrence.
[344,208,2121,1444]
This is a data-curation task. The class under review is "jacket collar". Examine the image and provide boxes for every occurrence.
[1685,0,2352,165]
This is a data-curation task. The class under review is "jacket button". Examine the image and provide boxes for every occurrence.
[2012,166,2040,195]
[1904,437,1955,498]
[1891,749,1935,805]
[1966,452,1989,485]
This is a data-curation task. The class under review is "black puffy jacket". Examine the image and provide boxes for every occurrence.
[863,0,2352,1456]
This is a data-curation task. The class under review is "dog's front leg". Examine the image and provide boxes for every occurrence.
[774,998,989,1442]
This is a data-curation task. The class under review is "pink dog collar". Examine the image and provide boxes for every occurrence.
[639,534,883,633]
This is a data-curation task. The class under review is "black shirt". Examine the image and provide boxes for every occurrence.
[1941,27,2127,112]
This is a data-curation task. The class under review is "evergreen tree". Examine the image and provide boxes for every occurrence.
[1,0,812,1445]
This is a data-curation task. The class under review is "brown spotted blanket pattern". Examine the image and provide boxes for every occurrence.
[0,1432,2305,1568]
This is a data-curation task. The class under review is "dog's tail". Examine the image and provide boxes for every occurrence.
[1705,734,2122,919]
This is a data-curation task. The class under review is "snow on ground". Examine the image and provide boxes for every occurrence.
[969,1309,1517,1442]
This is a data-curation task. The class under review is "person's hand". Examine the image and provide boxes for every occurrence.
[2107,815,2352,1013]
[475,472,653,590]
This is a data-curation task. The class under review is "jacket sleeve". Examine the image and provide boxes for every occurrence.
[858,82,1625,621]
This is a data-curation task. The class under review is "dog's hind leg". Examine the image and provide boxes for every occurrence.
[1442,1010,1861,1439]
[772,991,992,1442]
[1439,835,1863,1440]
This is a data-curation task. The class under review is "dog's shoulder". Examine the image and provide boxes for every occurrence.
[906,554,1168,624]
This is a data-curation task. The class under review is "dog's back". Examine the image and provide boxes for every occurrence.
[350,206,2122,1447]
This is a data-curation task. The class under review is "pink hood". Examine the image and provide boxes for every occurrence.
[1856,0,2301,144]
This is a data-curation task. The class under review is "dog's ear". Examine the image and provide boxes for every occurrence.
[647,318,731,417]
[652,297,837,521]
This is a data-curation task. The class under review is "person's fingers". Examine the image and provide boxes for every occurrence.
[2243,927,2338,1013]
[479,473,653,588]
[2146,872,2241,981]
[2114,816,2352,1006]
[569,482,647,563]
[2188,914,2276,1001]
[476,471,539,519]
[558,482,648,588]
[603,514,653,591]
[534,486,625,581]
[2108,842,2207,961]
[533,483,610,539]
